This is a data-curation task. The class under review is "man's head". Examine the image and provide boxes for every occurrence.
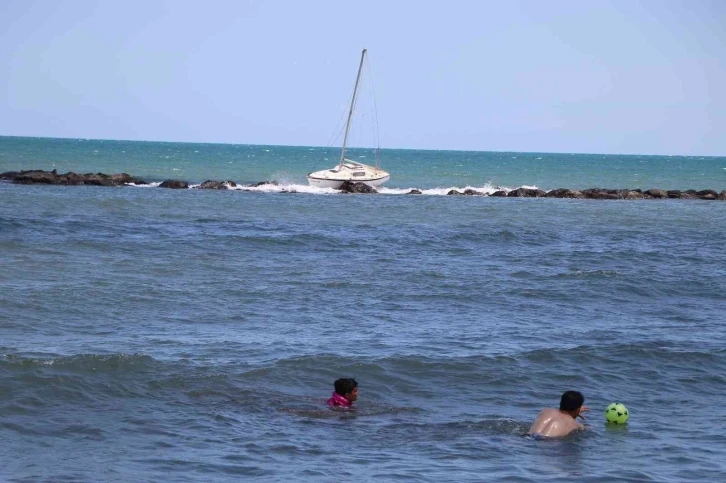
[559,391,584,414]
[334,378,359,402]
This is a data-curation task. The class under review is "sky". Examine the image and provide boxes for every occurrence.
[1,0,725,155]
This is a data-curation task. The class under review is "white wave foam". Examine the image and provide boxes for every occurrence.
[126,181,548,196]
[228,183,340,195]
[126,182,160,188]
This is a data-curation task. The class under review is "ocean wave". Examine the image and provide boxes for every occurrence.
[369,419,533,441]
[0,352,157,372]
[520,341,726,387]
[553,269,622,278]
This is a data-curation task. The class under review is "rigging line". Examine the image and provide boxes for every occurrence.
[317,87,355,166]
[365,55,382,167]
[340,49,366,165]
[323,100,348,149]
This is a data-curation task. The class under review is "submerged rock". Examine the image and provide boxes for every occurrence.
[407,189,423,195]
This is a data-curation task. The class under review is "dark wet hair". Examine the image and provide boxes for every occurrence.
[559,391,584,411]
[333,378,358,396]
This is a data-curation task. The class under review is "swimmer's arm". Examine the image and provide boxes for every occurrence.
[576,406,590,420]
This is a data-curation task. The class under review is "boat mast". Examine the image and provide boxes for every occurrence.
[339,48,367,166]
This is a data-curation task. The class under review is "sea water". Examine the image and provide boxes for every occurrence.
[1,136,725,481]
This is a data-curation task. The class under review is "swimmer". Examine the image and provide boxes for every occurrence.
[327,377,358,407]
[528,390,590,438]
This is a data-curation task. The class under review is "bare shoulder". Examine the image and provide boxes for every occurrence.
[532,408,556,422]
[529,408,558,434]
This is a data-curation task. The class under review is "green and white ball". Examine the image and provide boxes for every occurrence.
[605,402,629,424]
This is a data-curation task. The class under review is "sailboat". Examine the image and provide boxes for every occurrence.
[307,49,390,189]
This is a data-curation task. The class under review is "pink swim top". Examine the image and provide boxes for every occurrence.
[327,392,352,407]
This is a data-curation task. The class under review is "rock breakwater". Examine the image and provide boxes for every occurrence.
[2,170,724,200]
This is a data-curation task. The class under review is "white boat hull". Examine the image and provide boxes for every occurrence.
[307,160,390,189]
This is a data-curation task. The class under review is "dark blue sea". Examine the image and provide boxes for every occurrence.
[1,136,725,482]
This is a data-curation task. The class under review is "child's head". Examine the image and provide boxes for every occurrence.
[333,377,359,402]
[559,390,584,415]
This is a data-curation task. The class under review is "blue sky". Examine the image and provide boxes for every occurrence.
[1,0,724,155]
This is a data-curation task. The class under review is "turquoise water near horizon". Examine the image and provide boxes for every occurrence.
[1,136,725,482]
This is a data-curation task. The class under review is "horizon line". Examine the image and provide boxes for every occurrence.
[0,134,723,159]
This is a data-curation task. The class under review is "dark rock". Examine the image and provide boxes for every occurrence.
[407,189,422,195]
[507,187,546,197]
[624,190,644,200]
[110,173,144,185]
[544,188,584,199]
[0,171,20,180]
[719,190,726,200]
[667,190,681,199]
[197,180,234,190]
[83,173,110,186]
[13,170,57,184]
[159,179,189,189]
[447,189,464,196]
[81,172,143,186]
[615,189,630,199]
[581,188,620,200]
[338,181,377,193]
[679,190,698,199]
[490,190,508,197]
[1,169,145,186]
[696,189,718,200]
[463,189,483,196]
[249,180,278,187]
[64,172,87,185]
[544,189,566,198]
[645,189,668,199]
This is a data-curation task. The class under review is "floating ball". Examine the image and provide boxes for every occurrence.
[605,402,629,424]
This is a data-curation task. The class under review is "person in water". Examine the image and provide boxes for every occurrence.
[327,378,358,407]
[528,390,590,438]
